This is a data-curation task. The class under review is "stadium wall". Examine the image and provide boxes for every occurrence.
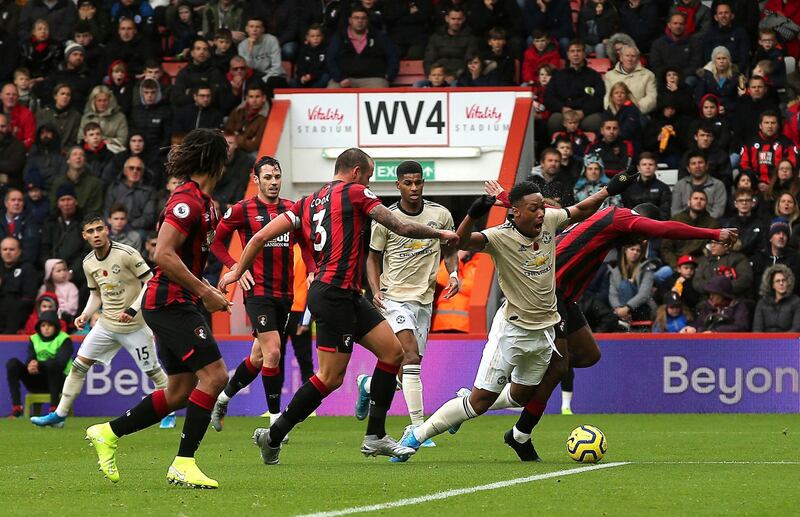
[2,334,798,416]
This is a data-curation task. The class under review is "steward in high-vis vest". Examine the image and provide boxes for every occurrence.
[432,251,477,333]
[6,310,73,417]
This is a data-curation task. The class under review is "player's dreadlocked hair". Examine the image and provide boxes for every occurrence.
[166,128,228,182]
[253,155,281,177]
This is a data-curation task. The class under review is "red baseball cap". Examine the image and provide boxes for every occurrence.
[677,255,697,267]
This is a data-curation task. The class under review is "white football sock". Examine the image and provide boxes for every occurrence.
[402,364,424,426]
[56,359,90,417]
[218,391,231,403]
[561,391,573,411]
[512,426,531,444]
[269,412,281,426]
[146,367,168,390]
[364,375,372,394]
[414,396,477,443]
[489,383,521,410]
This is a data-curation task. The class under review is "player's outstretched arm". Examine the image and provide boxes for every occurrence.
[155,223,231,312]
[74,290,102,330]
[630,217,739,245]
[567,171,639,222]
[369,204,458,243]
[219,214,295,290]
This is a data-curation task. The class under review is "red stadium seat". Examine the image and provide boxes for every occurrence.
[587,58,611,75]
[162,61,188,84]
[392,60,425,87]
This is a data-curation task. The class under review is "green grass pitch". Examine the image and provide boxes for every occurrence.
[2,414,799,516]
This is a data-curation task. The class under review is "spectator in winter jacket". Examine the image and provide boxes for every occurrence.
[23,171,49,227]
[584,117,635,177]
[0,188,41,265]
[751,28,785,89]
[671,151,727,219]
[172,85,224,138]
[652,291,694,333]
[49,148,103,215]
[237,16,287,98]
[172,38,225,108]
[79,85,128,154]
[73,19,105,85]
[36,84,81,150]
[202,0,245,42]
[734,76,779,147]
[104,18,159,76]
[545,41,605,134]
[522,30,561,85]
[621,153,671,221]
[688,93,734,154]
[645,97,689,168]
[103,156,156,232]
[763,161,800,215]
[753,264,800,332]
[224,82,269,154]
[327,6,399,88]
[694,45,744,118]
[423,6,478,81]
[455,52,499,87]
[657,67,694,118]
[1,84,35,151]
[247,0,299,60]
[44,43,93,113]
[661,189,719,268]
[216,56,252,116]
[522,0,573,47]
[668,0,711,39]
[679,123,732,188]
[80,123,114,183]
[20,0,77,43]
[103,60,133,117]
[603,45,657,115]
[481,27,515,86]
[692,238,753,298]
[701,1,749,73]
[19,291,67,336]
[750,219,800,291]
[740,111,798,188]
[649,11,703,83]
[129,79,171,163]
[210,29,237,76]
[213,131,254,212]
[685,274,749,332]
[169,2,200,57]
[39,257,79,319]
[604,32,636,69]
[0,113,26,187]
[0,236,40,333]
[384,0,432,60]
[5,310,72,418]
[131,59,172,110]
[23,126,62,194]
[101,132,160,188]
[527,147,575,208]
[553,136,582,188]
[290,24,329,88]
[109,0,155,36]
[75,0,110,45]
[719,188,766,258]
[617,0,659,54]
[605,82,642,150]
[573,154,620,210]
[656,254,703,310]
[413,63,451,88]
[576,0,618,58]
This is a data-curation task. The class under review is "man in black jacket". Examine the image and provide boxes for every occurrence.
[129,79,171,163]
[327,6,399,88]
[719,187,766,257]
[173,85,224,138]
[40,184,90,287]
[384,0,432,60]
[545,40,605,134]
[0,236,39,333]
[171,38,225,108]
[649,12,703,84]
[0,112,25,188]
[621,152,671,220]
[0,188,41,265]
[679,123,732,187]
[750,220,800,293]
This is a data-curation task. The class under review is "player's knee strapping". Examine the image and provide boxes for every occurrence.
[145,367,168,390]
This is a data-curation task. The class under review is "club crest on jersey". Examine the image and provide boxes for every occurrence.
[258,314,267,327]
[112,264,120,274]
[194,326,207,340]
[173,203,190,219]
[541,232,552,244]
[342,334,353,350]
[396,315,406,324]
[363,188,377,199]
[497,376,507,385]
[426,221,439,228]
[224,207,232,219]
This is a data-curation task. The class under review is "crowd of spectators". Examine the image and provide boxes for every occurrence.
[0,0,799,336]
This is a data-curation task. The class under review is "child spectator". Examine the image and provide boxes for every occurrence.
[211,29,236,75]
[5,310,73,418]
[456,52,499,87]
[652,292,694,333]
[81,122,114,179]
[689,94,733,154]
[657,66,694,117]
[753,264,800,332]
[573,154,619,209]
[751,28,785,89]
[414,63,450,88]
[19,292,68,335]
[13,68,40,113]
[684,275,750,332]
[657,254,703,310]
[609,242,656,322]
[170,2,200,59]
[522,30,561,85]
[290,24,329,89]
[553,135,582,187]
[103,60,133,117]
[20,19,60,89]
[107,203,143,252]
[39,258,79,321]
[550,108,594,160]
[532,64,552,122]
[481,27,515,86]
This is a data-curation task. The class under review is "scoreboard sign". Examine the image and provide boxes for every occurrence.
[282,90,520,148]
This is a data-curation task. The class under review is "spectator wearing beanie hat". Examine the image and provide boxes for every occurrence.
[40,180,91,287]
[43,42,93,112]
[23,168,49,226]
[751,218,800,292]
[694,45,745,118]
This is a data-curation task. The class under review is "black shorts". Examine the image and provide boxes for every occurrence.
[556,294,589,339]
[245,296,291,337]
[143,303,222,375]
[307,281,385,353]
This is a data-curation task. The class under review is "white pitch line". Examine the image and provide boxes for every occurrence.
[637,461,800,465]
[296,462,630,517]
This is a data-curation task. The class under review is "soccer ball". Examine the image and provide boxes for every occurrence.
[566,425,607,463]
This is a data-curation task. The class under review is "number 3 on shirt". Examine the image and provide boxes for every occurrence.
[312,209,327,252]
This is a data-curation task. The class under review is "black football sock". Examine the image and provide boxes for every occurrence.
[110,389,170,437]
[366,361,400,438]
[561,367,575,392]
[223,356,259,398]
[261,366,282,414]
[515,399,547,436]
[268,375,329,447]
[177,389,215,458]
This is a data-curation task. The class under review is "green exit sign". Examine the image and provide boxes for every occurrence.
[374,161,435,181]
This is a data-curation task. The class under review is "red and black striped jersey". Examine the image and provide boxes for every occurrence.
[285,180,381,292]
[211,196,295,300]
[144,180,218,309]
[557,206,721,303]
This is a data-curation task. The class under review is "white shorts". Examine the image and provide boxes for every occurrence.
[78,320,159,372]
[383,298,433,356]
[474,309,556,393]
